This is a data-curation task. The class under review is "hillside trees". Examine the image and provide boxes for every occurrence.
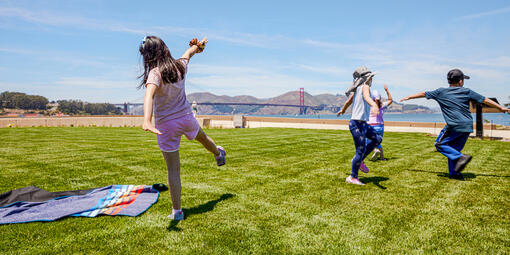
[0,91,49,110]
[57,100,122,115]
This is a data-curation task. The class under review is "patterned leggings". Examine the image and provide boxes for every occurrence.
[349,120,382,178]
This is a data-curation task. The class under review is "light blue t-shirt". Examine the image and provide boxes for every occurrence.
[425,86,485,133]
[351,85,371,121]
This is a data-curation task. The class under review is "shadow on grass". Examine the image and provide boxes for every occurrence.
[167,193,235,232]
[370,156,398,162]
[359,176,389,189]
[406,169,510,180]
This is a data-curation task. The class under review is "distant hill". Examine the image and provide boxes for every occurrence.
[131,91,435,115]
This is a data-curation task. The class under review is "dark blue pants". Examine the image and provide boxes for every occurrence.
[434,127,470,176]
[349,120,382,178]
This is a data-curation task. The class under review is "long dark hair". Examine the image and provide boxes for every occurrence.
[376,99,382,109]
[138,35,186,89]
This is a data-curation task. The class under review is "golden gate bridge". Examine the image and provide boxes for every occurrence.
[113,88,341,115]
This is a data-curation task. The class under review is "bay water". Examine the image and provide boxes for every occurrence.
[246,113,510,126]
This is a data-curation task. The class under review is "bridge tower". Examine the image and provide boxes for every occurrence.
[299,88,305,115]
[123,102,128,114]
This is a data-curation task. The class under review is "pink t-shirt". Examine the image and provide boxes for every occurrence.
[368,103,388,125]
[146,58,192,124]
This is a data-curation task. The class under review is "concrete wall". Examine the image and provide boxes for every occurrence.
[0,116,144,128]
[198,115,233,129]
[1,115,507,138]
[242,116,506,137]
[0,115,234,129]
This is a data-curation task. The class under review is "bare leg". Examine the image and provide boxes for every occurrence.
[195,127,220,156]
[162,151,181,210]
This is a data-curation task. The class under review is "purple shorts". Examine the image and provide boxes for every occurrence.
[155,114,200,152]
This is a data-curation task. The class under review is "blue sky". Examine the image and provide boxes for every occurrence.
[1,0,509,106]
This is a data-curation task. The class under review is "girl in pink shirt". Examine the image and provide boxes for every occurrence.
[368,85,393,161]
[139,36,226,221]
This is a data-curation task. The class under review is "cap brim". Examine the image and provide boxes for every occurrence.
[464,75,470,79]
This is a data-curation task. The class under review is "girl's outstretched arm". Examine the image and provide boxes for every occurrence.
[142,84,162,135]
[362,85,379,116]
[400,92,425,102]
[337,93,354,116]
[483,97,510,114]
[181,37,208,60]
[384,84,393,106]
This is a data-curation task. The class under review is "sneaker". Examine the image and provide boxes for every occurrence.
[360,161,370,173]
[215,146,226,166]
[454,154,472,173]
[346,176,365,185]
[370,150,381,161]
[448,173,464,180]
[167,210,184,221]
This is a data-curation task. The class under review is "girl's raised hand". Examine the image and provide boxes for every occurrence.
[384,84,389,91]
[200,37,208,45]
[143,121,162,135]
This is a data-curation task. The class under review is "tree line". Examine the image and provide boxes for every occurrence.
[1,91,122,115]
[56,100,122,115]
[0,91,49,110]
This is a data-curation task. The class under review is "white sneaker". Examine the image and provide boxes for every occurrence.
[346,176,365,185]
[167,210,184,221]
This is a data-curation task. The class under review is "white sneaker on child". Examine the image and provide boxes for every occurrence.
[167,210,184,221]
[346,176,365,185]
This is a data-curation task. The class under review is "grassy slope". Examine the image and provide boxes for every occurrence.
[0,127,509,254]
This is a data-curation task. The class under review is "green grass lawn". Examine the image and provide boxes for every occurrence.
[1,127,509,254]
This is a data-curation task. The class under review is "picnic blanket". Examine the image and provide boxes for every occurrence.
[0,185,160,224]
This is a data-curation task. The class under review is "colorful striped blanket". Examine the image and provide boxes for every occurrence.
[0,185,160,224]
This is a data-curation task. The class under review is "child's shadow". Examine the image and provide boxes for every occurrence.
[359,176,389,189]
[404,169,501,181]
[167,193,235,232]
[436,172,476,180]
[371,156,398,162]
